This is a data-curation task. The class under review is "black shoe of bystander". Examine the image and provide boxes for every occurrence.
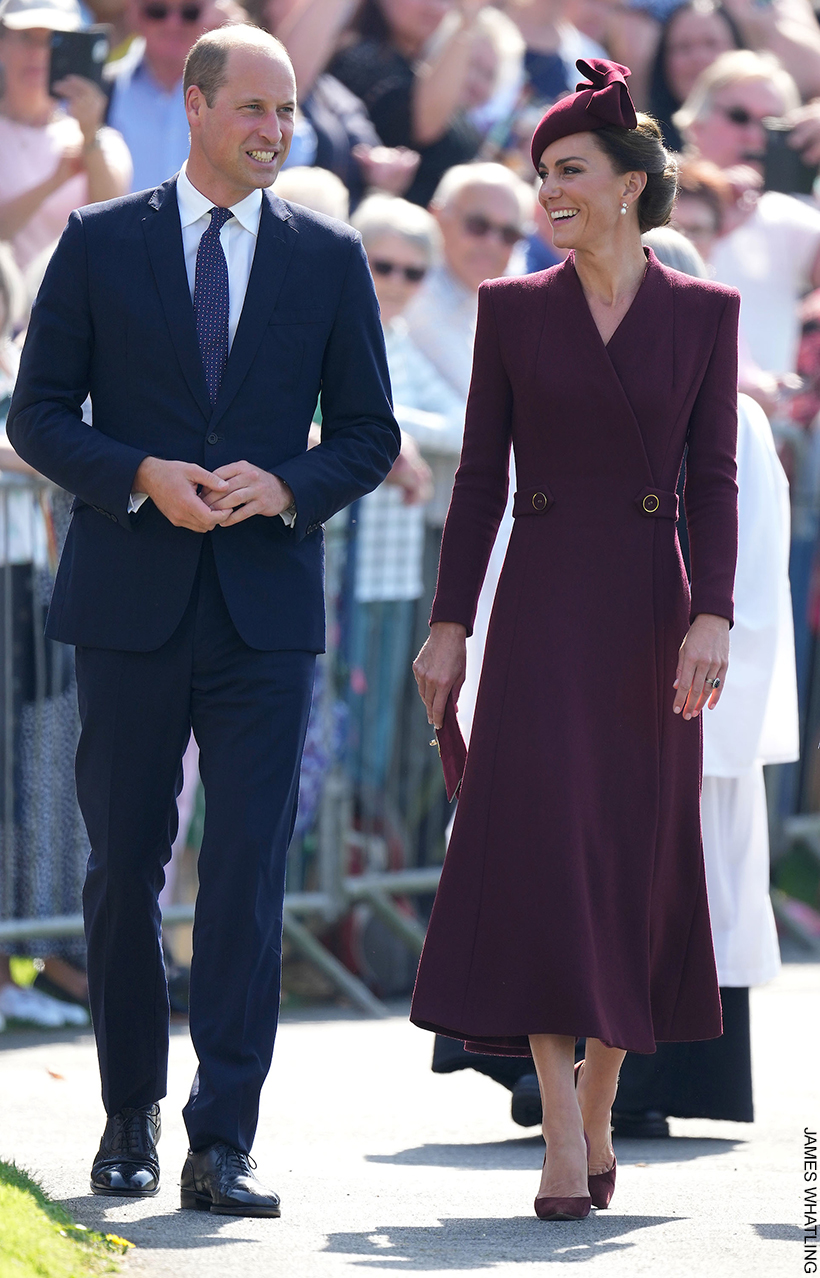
[610,1109,670,1139]
[511,1072,543,1127]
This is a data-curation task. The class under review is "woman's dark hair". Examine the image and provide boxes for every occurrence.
[649,0,742,150]
[593,114,678,234]
[349,0,392,41]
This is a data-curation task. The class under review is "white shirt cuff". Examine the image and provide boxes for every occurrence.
[129,493,295,524]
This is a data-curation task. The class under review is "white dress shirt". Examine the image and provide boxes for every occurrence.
[131,167,294,522]
[175,163,262,350]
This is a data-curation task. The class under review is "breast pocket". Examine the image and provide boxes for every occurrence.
[264,312,331,392]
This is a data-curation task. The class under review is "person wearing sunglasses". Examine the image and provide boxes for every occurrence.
[106,0,230,192]
[405,162,533,404]
[674,49,820,384]
[343,193,467,841]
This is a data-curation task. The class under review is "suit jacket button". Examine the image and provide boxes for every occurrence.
[206,432,219,445]
[532,491,548,512]
[643,493,660,513]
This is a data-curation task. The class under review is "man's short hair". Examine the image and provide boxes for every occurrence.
[673,49,800,137]
[183,24,292,107]
[430,162,535,226]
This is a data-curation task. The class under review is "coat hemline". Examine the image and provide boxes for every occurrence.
[410,1014,724,1058]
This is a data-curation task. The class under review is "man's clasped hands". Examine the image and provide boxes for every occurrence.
[132,456,296,534]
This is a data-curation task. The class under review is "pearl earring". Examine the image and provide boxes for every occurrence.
[620,202,628,215]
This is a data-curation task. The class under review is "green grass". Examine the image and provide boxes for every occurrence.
[0,1161,133,1277]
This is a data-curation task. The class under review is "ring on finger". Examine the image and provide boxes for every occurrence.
[705,676,721,689]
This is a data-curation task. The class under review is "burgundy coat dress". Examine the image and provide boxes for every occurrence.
[410,249,740,1056]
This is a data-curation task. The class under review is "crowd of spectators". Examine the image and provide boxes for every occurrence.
[4,0,820,1014]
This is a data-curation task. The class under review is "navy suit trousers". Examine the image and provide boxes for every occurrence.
[75,536,315,1153]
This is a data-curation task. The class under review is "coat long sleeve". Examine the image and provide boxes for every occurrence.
[684,291,740,625]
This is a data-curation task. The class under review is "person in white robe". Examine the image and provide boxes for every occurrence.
[701,393,799,991]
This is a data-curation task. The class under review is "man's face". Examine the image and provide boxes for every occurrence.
[186,44,296,200]
[690,76,787,175]
[131,0,212,81]
[435,183,523,294]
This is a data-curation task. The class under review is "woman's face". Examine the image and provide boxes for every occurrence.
[0,27,51,108]
[670,192,720,260]
[377,0,453,55]
[664,6,736,105]
[365,230,429,324]
[537,132,644,253]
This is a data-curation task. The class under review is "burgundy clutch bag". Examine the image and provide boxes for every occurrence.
[434,696,467,802]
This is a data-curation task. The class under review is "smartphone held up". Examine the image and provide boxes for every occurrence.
[763,118,819,196]
[48,27,109,96]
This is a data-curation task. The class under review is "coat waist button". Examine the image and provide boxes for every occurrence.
[642,493,660,513]
[532,491,548,512]
[206,432,219,445]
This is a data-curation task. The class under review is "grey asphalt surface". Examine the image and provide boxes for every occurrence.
[0,960,817,1277]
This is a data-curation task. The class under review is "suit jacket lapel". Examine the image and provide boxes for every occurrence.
[141,176,212,422]
[209,191,296,429]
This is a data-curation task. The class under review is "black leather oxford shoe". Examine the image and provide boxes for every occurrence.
[180,1143,281,1217]
[90,1104,161,1196]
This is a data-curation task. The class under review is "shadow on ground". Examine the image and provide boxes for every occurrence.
[752,1223,804,1242]
[322,1213,679,1269]
[55,1198,259,1250]
[366,1136,742,1171]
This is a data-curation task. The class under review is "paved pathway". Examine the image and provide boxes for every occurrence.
[0,962,817,1276]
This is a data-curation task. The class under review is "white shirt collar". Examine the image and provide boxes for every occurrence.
[176,163,263,236]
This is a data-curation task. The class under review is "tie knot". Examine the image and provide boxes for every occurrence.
[208,206,233,232]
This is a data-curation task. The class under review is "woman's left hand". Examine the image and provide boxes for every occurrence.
[52,75,107,149]
[673,613,730,720]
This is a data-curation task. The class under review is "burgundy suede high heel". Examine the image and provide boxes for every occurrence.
[534,1192,591,1221]
[575,1058,617,1208]
[534,1131,591,1221]
[587,1155,617,1210]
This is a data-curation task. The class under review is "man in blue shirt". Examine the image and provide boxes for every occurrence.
[107,0,221,191]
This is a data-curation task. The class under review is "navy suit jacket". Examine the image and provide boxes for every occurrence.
[7,176,400,652]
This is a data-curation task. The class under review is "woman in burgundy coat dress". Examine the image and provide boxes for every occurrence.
[411,59,740,1221]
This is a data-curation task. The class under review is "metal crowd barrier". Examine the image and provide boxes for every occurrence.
[0,476,440,1018]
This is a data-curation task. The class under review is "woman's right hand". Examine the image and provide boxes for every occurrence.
[413,622,467,729]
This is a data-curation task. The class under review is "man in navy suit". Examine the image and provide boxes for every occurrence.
[7,24,399,1217]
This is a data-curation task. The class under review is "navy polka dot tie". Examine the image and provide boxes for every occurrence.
[193,206,232,404]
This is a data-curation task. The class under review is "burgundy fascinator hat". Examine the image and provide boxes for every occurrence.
[530,58,639,172]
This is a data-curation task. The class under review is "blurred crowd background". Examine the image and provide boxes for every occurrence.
[2,0,820,1027]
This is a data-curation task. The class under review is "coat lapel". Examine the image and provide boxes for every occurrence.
[141,176,212,422]
[209,191,296,429]
[564,251,656,484]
